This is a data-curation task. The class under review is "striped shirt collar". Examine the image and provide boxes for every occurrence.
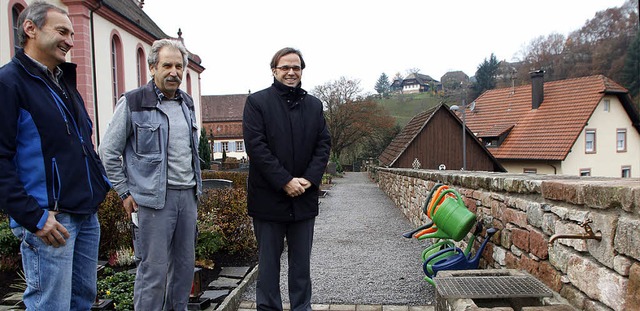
[153,81,183,102]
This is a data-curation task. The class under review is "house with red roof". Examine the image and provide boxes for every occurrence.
[201,94,248,161]
[460,71,640,177]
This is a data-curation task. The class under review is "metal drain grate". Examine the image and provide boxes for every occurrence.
[435,275,554,299]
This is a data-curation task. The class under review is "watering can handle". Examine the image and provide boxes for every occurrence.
[424,246,464,265]
[402,220,434,239]
[422,183,444,214]
[428,188,464,217]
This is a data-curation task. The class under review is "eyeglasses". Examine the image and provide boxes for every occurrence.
[275,65,302,72]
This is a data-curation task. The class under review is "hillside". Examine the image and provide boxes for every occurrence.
[376,92,444,127]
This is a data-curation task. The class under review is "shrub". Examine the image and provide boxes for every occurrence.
[97,190,133,261]
[196,210,226,261]
[97,267,134,311]
[98,172,255,265]
[198,188,256,256]
[0,216,21,271]
[201,171,248,191]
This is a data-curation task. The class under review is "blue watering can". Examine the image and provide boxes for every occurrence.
[421,222,484,262]
[422,227,498,285]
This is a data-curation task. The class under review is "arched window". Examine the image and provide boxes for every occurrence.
[136,46,147,87]
[110,33,124,106]
[186,72,192,95]
[10,3,26,56]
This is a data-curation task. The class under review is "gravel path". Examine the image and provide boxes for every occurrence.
[241,172,435,305]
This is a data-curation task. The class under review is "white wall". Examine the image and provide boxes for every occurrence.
[562,96,640,177]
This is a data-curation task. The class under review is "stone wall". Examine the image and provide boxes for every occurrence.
[370,167,640,311]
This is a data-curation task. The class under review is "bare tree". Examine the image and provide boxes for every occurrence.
[312,77,395,162]
[406,68,421,75]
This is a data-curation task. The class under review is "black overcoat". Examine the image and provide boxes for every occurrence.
[242,81,331,222]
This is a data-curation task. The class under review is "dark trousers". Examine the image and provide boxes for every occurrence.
[253,217,315,311]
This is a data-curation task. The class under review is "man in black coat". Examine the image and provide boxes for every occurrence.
[243,47,331,311]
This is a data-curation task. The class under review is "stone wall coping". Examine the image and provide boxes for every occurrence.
[376,168,640,213]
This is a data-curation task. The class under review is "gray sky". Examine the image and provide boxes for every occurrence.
[143,0,627,96]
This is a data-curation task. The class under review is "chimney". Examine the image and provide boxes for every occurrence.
[530,70,544,109]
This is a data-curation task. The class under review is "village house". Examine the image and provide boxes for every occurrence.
[459,71,640,177]
[390,73,441,94]
[200,94,248,161]
[379,103,505,172]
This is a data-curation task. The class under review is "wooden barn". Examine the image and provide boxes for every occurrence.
[379,103,505,172]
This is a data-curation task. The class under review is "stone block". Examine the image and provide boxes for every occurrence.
[201,289,229,302]
[219,266,250,278]
[527,203,545,228]
[529,227,549,260]
[537,261,562,292]
[587,212,617,268]
[614,216,640,261]
[511,227,530,252]
[542,213,559,236]
[549,244,573,274]
[504,208,528,228]
[583,182,637,211]
[552,221,588,252]
[625,263,640,310]
[208,277,239,289]
[566,256,628,311]
[613,255,633,276]
[560,284,586,310]
[493,246,507,266]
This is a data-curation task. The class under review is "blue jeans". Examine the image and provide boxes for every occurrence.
[12,212,100,311]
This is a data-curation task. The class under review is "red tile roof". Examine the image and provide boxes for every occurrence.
[462,75,630,161]
[201,94,248,122]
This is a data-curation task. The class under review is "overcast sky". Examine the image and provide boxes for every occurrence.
[142,0,627,96]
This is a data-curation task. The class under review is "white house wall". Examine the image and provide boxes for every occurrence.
[562,96,640,177]
[92,13,148,140]
[498,160,562,175]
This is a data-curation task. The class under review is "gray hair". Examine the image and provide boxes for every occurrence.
[17,1,68,47]
[147,39,189,69]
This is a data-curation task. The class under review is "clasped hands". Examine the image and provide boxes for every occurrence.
[283,177,311,197]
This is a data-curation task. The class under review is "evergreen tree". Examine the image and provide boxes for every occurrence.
[374,72,391,97]
[621,30,640,110]
[472,53,500,99]
[198,128,211,169]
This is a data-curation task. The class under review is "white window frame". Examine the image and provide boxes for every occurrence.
[585,129,596,154]
[621,166,631,178]
[236,141,244,152]
[616,129,627,152]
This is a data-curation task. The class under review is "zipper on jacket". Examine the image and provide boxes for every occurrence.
[51,158,61,211]
[20,63,99,201]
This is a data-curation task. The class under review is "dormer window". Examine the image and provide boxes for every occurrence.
[478,124,514,148]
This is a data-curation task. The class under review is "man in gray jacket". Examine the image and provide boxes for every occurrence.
[99,39,202,311]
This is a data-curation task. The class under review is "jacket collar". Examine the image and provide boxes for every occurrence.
[14,48,77,87]
[272,79,307,102]
[140,81,193,109]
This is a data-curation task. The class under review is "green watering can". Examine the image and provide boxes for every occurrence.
[418,188,476,241]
